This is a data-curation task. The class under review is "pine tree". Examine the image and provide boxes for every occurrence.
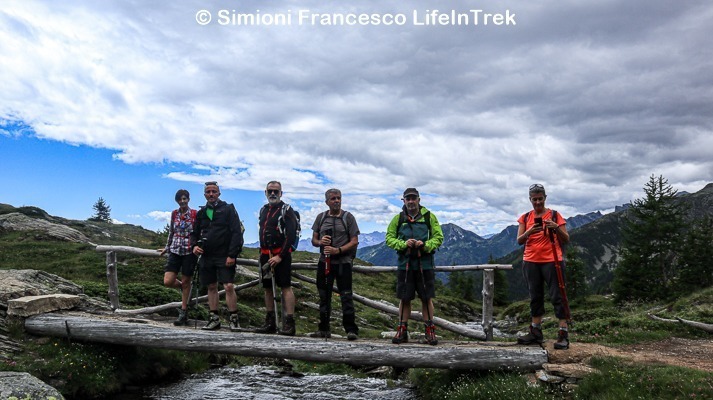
[565,246,587,301]
[489,254,509,306]
[677,215,713,292]
[613,175,685,303]
[89,197,112,223]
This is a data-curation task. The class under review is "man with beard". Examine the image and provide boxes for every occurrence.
[191,181,244,331]
[385,188,444,345]
[255,181,299,336]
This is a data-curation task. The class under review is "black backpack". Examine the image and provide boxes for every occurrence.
[260,203,301,251]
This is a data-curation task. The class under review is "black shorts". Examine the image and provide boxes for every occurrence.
[199,256,236,286]
[259,253,292,289]
[396,269,436,301]
[164,253,197,276]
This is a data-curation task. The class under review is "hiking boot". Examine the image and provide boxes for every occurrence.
[201,313,221,331]
[309,330,331,338]
[255,312,277,334]
[346,332,358,341]
[279,315,296,336]
[554,329,570,350]
[424,323,438,346]
[392,324,408,344]
[517,325,544,345]
[173,308,188,326]
[229,314,241,332]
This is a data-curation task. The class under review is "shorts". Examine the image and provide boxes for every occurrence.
[396,269,436,301]
[164,253,197,276]
[199,256,236,286]
[259,252,292,289]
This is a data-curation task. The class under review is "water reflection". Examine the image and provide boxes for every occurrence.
[146,365,416,400]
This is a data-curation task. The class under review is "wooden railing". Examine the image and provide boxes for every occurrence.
[95,245,512,340]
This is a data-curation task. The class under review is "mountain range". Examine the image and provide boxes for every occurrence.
[356,182,713,299]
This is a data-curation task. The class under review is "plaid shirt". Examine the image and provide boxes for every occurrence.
[166,208,195,256]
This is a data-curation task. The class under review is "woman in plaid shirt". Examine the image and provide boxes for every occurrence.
[160,189,198,326]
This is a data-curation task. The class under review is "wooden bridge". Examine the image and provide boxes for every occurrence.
[20,245,549,371]
[24,313,547,371]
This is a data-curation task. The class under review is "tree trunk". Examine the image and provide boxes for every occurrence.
[24,314,546,371]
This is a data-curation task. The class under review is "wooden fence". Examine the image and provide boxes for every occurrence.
[95,245,512,340]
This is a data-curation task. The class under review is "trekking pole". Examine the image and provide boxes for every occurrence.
[187,238,205,329]
[324,229,333,287]
[416,249,433,323]
[269,251,280,331]
[398,247,411,326]
[548,229,572,324]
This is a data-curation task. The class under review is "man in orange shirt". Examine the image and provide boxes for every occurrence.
[516,183,571,349]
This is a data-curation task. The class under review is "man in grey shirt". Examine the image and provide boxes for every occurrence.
[310,188,360,340]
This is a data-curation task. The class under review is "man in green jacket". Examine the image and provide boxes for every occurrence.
[385,188,444,345]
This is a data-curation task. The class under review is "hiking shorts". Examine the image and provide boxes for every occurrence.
[522,260,567,319]
[164,253,197,276]
[259,253,292,289]
[396,269,436,301]
[199,256,236,286]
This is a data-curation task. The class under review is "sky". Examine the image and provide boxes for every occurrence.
[1,0,712,243]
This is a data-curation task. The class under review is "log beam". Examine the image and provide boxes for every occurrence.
[24,314,546,371]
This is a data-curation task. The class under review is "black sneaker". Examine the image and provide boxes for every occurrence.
[229,314,241,332]
[392,324,408,344]
[255,312,277,334]
[279,315,296,336]
[424,323,438,346]
[554,329,570,350]
[202,314,221,331]
[346,332,358,341]
[517,325,544,345]
[309,330,331,338]
[173,308,188,326]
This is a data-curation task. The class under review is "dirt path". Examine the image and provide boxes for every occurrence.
[546,337,713,373]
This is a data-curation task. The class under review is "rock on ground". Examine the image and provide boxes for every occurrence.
[0,371,65,400]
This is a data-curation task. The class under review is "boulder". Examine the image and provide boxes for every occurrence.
[0,371,64,400]
[0,270,83,303]
[8,294,82,317]
[0,213,90,243]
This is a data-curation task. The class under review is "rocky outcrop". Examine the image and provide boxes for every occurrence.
[0,213,91,244]
[0,270,83,302]
[0,371,65,400]
[8,295,82,317]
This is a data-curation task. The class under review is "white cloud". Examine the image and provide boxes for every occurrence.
[2,0,712,234]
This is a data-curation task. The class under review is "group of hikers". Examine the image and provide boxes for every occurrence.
[160,181,570,349]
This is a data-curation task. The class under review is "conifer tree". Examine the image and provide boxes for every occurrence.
[90,197,112,223]
[677,215,713,292]
[489,254,509,306]
[564,246,587,301]
[613,175,685,303]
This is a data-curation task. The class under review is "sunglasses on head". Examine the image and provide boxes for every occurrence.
[205,181,218,186]
[266,189,280,195]
[529,183,545,191]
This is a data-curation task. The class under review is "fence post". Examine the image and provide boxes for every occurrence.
[106,251,120,310]
[481,269,494,341]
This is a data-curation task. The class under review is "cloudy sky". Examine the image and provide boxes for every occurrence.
[1,0,712,243]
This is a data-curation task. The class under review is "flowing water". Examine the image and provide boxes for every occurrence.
[122,365,416,399]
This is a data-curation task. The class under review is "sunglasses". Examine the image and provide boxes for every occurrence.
[529,183,545,191]
[404,195,418,200]
[205,181,218,186]
[266,189,281,195]
[330,196,341,201]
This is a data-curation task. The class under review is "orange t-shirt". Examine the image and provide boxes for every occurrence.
[518,209,566,263]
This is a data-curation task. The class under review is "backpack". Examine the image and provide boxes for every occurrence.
[522,209,564,257]
[260,203,301,252]
[397,210,434,253]
[317,210,357,258]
